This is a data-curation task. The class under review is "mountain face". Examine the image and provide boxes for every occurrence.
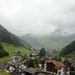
[60,41,75,56]
[22,34,42,48]
[22,33,75,50]
[0,24,30,47]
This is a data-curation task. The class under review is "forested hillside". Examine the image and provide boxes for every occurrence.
[0,43,9,57]
[0,24,30,48]
[0,24,30,60]
[22,33,75,49]
[61,41,75,56]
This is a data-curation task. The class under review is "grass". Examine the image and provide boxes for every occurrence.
[0,43,30,64]
[0,43,30,74]
[0,71,12,75]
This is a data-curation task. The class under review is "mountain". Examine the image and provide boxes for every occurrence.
[60,40,75,56]
[22,34,42,48]
[0,43,30,64]
[22,33,75,50]
[0,24,30,47]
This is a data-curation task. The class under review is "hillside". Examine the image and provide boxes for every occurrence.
[0,24,30,47]
[0,43,9,57]
[22,34,42,48]
[0,24,31,64]
[60,41,75,56]
[22,33,75,49]
[0,43,30,64]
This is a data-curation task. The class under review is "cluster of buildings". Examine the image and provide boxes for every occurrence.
[0,49,72,75]
[5,55,70,75]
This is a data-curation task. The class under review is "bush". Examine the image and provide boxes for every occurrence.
[39,48,46,57]
[70,71,75,75]
[60,41,75,56]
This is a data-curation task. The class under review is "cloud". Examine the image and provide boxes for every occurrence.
[0,0,75,36]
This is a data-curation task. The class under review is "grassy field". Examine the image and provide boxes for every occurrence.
[0,71,12,75]
[0,43,30,64]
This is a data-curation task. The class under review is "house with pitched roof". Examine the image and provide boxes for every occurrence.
[43,57,65,73]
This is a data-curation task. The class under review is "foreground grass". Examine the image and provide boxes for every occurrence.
[0,43,30,64]
[0,71,12,75]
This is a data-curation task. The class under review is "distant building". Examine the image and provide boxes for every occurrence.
[31,48,40,56]
[8,55,21,65]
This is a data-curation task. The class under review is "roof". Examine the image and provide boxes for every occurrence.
[24,68,37,73]
[0,64,8,70]
[45,58,65,69]
[24,67,42,74]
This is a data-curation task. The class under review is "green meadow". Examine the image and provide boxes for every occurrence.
[0,71,12,75]
[0,43,30,64]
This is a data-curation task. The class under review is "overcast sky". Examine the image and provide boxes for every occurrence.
[0,0,75,36]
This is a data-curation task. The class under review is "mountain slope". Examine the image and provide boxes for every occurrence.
[22,34,42,48]
[60,40,75,56]
[0,43,30,64]
[22,33,75,49]
[0,43,9,57]
[0,24,30,47]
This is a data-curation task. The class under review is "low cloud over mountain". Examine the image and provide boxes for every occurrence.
[0,0,75,36]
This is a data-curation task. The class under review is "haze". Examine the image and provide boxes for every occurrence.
[0,0,75,36]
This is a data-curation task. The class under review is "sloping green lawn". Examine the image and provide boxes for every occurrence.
[0,71,12,75]
[0,43,30,64]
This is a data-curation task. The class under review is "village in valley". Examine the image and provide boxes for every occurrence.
[0,22,75,75]
[0,0,75,75]
[0,47,75,75]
